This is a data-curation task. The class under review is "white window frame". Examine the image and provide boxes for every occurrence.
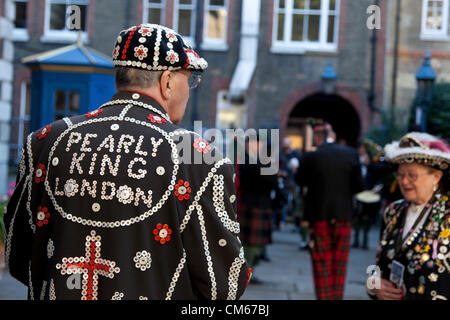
[142,0,166,25]
[201,0,229,51]
[173,0,197,47]
[12,0,29,42]
[420,0,450,41]
[271,0,340,54]
[41,0,90,44]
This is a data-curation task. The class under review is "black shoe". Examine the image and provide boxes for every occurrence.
[362,243,368,250]
[352,242,359,248]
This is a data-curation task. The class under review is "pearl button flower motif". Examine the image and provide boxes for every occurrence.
[165,49,179,65]
[133,250,152,271]
[37,206,50,227]
[147,114,167,124]
[134,44,149,61]
[138,27,152,37]
[85,109,103,118]
[174,179,191,201]
[35,163,47,184]
[193,138,211,154]
[112,45,120,59]
[153,223,172,244]
[38,125,51,140]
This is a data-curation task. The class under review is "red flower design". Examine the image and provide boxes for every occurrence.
[153,223,173,244]
[36,206,50,227]
[85,109,103,118]
[38,125,51,140]
[174,180,191,201]
[193,138,211,154]
[35,164,47,184]
[147,114,167,124]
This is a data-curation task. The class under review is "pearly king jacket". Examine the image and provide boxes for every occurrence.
[4,92,250,300]
[374,192,450,300]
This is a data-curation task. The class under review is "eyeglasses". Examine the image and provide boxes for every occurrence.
[394,171,432,182]
[187,72,202,90]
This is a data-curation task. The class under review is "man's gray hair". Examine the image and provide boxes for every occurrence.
[115,67,163,90]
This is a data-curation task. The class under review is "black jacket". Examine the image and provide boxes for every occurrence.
[3,92,249,300]
[296,143,364,223]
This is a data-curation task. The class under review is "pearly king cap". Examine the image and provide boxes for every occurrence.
[383,132,450,171]
[112,24,208,72]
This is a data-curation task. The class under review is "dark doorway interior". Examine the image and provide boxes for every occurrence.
[289,93,361,147]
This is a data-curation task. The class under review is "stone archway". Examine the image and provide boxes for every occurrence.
[279,82,369,148]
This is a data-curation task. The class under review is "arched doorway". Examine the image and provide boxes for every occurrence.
[288,93,361,149]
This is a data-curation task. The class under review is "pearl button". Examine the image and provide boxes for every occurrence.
[121,190,130,199]
[230,195,236,203]
[132,93,140,99]
[37,211,45,220]
[52,157,59,166]
[36,169,43,178]
[65,183,74,193]
[178,186,187,195]
[159,229,168,238]
[92,203,101,212]
[219,239,227,247]
[111,124,120,131]
[156,166,165,175]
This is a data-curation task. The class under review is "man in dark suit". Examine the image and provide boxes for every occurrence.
[296,122,364,300]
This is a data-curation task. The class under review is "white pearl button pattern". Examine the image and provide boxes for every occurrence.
[111,124,120,131]
[219,239,227,247]
[52,157,59,166]
[132,93,140,99]
[230,195,236,203]
[156,166,165,175]
[92,203,101,213]
[36,169,43,178]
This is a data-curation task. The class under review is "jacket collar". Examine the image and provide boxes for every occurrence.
[110,91,171,121]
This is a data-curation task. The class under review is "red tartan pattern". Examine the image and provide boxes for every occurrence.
[310,220,351,300]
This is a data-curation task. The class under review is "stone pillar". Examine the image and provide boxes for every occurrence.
[0,0,14,195]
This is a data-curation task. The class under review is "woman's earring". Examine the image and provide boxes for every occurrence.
[433,184,437,192]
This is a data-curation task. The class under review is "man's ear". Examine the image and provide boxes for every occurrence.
[160,71,172,100]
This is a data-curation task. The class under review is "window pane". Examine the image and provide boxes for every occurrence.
[180,0,193,4]
[307,14,320,41]
[55,91,65,112]
[277,13,285,40]
[149,0,162,3]
[279,0,285,8]
[329,0,336,11]
[294,0,306,9]
[327,15,335,43]
[69,92,80,113]
[14,2,27,29]
[210,0,225,6]
[50,4,66,30]
[292,14,304,41]
[309,0,321,10]
[207,9,227,39]
[178,9,192,36]
[148,8,162,24]
[427,0,444,30]
[78,5,88,32]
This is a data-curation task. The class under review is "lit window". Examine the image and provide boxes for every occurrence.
[12,0,29,41]
[421,0,449,39]
[174,0,197,46]
[143,0,165,25]
[203,0,228,45]
[42,0,90,43]
[273,0,340,53]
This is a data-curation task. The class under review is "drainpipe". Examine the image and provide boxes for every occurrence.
[228,0,261,102]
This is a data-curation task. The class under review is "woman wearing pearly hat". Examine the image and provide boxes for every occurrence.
[368,132,450,300]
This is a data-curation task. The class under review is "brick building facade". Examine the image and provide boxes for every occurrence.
[9,0,391,173]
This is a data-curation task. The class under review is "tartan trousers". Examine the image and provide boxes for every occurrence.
[309,219,352,300]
